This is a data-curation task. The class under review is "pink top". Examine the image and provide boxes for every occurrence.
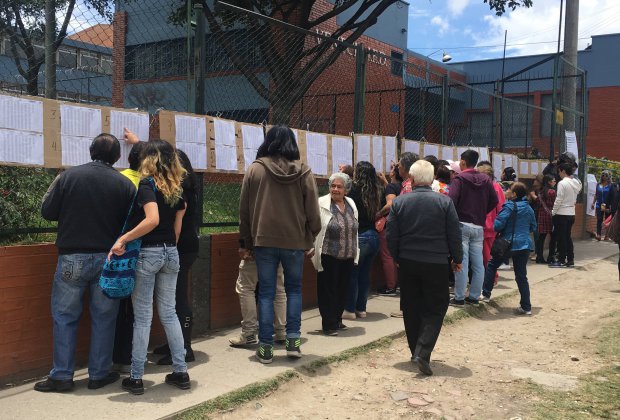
[484,181,506,238]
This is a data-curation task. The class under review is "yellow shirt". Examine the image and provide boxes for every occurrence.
[121,169,140,188]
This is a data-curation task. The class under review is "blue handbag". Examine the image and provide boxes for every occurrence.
[99,178,156,299]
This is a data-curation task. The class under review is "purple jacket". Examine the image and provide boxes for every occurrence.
[448,169,499,227]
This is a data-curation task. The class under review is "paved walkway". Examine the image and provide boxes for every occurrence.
[1,239,618,420]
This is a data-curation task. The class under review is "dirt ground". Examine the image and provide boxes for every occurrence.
[212,256,620,420]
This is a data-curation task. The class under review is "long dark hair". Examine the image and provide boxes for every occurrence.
[353,161,383,219]
[256,125,300,161]
[542,174,554,199]
[176,149,197,192]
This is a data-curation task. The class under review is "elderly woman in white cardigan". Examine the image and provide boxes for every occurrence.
[310,172,360,336]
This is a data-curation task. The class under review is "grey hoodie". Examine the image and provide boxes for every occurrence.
[552,176,582,216]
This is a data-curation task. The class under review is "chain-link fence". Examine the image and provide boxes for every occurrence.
[0,0,589,242]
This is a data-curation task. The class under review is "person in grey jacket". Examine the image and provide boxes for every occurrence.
[386,160,463,376]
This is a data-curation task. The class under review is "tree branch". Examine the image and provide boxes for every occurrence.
[53,0,77,49]
[308,0,360,28]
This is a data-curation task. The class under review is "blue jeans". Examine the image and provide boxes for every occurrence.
[483,249,531,311]
[454,223,484,301]
[49,253,119,380]
[254,247,305,345]
[131,246,186,379]
[346,229,380,313]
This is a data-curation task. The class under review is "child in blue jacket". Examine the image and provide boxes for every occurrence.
[482,182,537,315]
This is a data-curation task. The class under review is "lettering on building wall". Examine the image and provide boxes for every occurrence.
[314,29,389,67]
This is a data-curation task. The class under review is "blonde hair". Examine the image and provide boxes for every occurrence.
[477,163,494,179]
[140,140,186,206]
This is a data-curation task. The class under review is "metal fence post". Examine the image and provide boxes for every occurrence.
[44,0,57,99]
[353,44,367,133]
[194,3,206,115]
[441,75,448,145]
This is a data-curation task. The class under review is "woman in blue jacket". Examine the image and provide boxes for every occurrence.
[481,182,537,315]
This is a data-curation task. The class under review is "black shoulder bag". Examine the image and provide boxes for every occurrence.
[490,202,517,260]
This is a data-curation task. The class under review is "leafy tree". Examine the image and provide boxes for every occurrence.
[0,0,113,96]
[171,0,533,125]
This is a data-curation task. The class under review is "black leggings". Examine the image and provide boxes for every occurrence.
[176,252,198,319]
[536,232,557,261]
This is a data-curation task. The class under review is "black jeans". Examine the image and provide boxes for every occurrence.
[112,298,134,365]
[398,259,450,362]
[483,249,531,311]
[553,215,575,264]
[317,254,354,331]
[176,252,198,319]
[535,232,556,262]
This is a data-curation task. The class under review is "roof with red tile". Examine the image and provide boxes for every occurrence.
[67,24,113,48]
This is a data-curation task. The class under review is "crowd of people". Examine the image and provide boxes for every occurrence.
[33,125,619,394]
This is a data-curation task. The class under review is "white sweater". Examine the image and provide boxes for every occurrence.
[552,176,582,216]
[311,194,360,272]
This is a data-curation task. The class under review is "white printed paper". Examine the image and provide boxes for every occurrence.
[441,145,454,161]
[177,142,207,170]
[0,95,44,133]
[306,132,328,176]
[331,136,352,175]
[384,136,397,170]
[61,135,93,166]
[402,140,420,156]
[0,128,44,165]
[586,174,597,216]
[530,162,540,175]
[175,115,207,170]
[356,135,371,163]
[479,147,489,163]
[214,118,237,171]
[372,136,384,173]
[241,124,264,170]
[110,110,149,169]
[565,130,579,174]
[422,143,439,158]
[503,154,514,170]
[519,161,530,176]
[492,153,503,181]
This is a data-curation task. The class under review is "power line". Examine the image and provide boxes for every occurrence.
[410,37,593,51]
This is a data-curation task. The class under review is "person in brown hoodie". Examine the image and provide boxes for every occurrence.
[239,125,321,364]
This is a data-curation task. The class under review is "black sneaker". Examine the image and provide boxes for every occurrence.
[464,296,479,306]
[256,343,274,364]
[413,357,433,376]
[337,322,348,330]
[88,371,120,390]
[165,372,191,390]
[34,377,74,393]
[449,298,464,307]
[323,329,338,336]
[548,261,563,268]
[563,261,575,268]
[377,287,398,296]
[286,337,302,359]
[122,377,144,395]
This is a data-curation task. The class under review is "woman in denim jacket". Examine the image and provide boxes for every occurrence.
[481,182,537,315]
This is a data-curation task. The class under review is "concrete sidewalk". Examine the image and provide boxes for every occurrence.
[1,239,618,420]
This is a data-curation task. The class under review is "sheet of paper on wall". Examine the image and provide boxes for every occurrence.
[519,161,529,176]
[61,135,93,167]
[586,173,597,216]
[0,95,44,133]
[441,145,454,161]
[241,124,264,171]
[110,110,150,169]
[331,136,352,174]
[306,132,328,176]
[479,147,489,163]
[503,154,513,170]
[422,143,439,159]
[565,130,578,174]
[530,162,539,175]
[403,140,420,156]
[214,118,237,171]
[384,136,397,169]
[177,142,207,170]
[60,104,101,138]
[456,147,468,160]
[492,153,503,180]
[0,128,44,165]
[175,115,206,143]
[356,135,370,163]
[372,136,384,172]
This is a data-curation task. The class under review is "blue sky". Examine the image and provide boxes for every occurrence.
[408,0,620,62]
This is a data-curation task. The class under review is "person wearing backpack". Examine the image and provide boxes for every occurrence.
[481,182,537,315]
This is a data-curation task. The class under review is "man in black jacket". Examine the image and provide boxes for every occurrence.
[35,134,135,393]
[386,160,463,376]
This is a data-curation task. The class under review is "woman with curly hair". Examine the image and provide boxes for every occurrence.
[110,139,190,395]
[343,161,385,319]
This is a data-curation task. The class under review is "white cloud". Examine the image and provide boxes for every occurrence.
[431,15,450,36]
[470,0,620,57]
[448,0,472,17]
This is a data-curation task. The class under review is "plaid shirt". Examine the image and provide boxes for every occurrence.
[536,189,556,233]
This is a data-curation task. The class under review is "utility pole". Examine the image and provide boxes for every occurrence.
[562,0,579,135]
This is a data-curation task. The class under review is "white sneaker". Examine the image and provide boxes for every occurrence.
[342,310,356,320]
[355,311,367,318]
[498,264,512,270]
[514,307,532,316]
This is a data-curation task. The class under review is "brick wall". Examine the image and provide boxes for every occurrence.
[586,86,620,160]
[111,11,127,108]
